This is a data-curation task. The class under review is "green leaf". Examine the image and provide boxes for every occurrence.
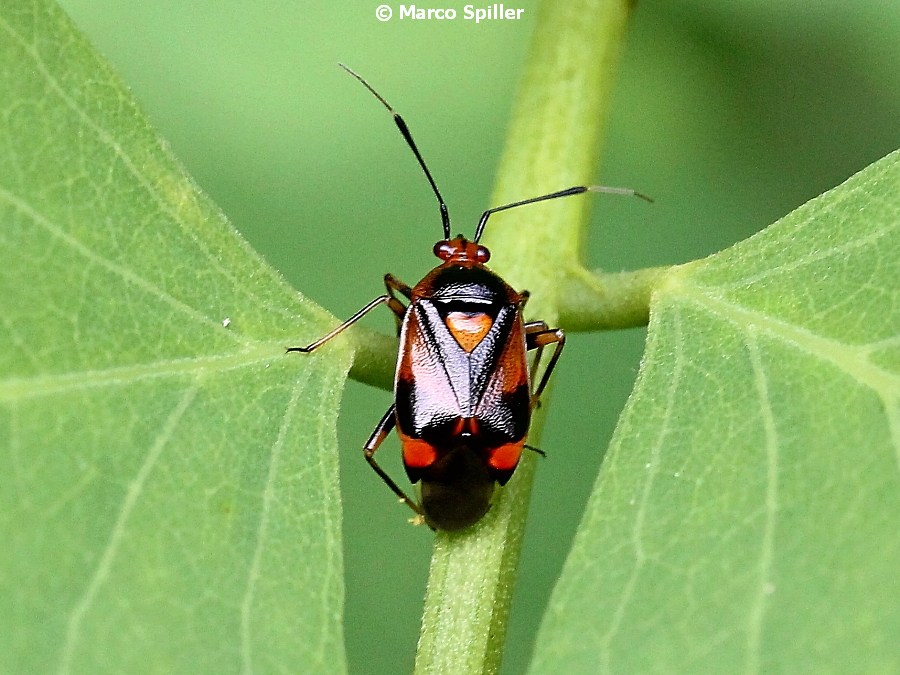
[0,2,350,673]
[530,151,900,673]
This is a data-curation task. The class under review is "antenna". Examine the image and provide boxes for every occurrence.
[339,63,451,240]
[474,185,653,243]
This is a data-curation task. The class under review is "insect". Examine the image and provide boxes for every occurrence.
[289,65,649,531]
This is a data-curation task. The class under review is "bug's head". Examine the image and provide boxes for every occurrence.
[417,444,495,531]
[433,236,490,266]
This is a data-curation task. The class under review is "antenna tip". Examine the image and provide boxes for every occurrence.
[586,185,655,204]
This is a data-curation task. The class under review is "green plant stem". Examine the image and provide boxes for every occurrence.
[413,2,636,674]
[347,327,396,390]
[560,264,669,330]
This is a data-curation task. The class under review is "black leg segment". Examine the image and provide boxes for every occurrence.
[363,405,425,522]
[286,294,392,353]
[524,322,566,402]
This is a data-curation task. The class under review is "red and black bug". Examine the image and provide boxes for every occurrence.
[289,65,649,531]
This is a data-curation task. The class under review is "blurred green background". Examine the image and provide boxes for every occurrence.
[55,1,899,673]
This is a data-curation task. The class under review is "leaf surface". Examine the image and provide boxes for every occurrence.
[0,3,349,673]
[530,151,900,673]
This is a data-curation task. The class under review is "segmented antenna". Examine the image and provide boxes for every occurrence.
[339,63,451,240]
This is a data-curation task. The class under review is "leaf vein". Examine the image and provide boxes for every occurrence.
[240,371,310,675]
[599,304,685,671]
[0,345,286,401]
[0,13,298,322]
[0,184,249,342]
[312,374,340,668]
[708,190,897,291]
[679,288,899,400]
[57,383,199,674]
[743,331,779,675]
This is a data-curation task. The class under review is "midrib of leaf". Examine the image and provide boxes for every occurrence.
[0,345,288,402]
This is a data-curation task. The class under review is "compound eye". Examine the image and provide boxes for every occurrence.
[475,245,490,263]
[434,240,455,260]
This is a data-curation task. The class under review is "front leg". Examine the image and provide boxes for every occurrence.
[287,294,393,353]
[287,274,413,353]
[384,274,412,335]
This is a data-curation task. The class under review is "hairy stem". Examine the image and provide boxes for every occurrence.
[413,2,637,673]
[559,264,669,330]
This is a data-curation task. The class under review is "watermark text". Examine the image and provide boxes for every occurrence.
[375,4,526,24]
